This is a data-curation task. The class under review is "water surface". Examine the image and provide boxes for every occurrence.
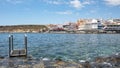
[0,33,120,61]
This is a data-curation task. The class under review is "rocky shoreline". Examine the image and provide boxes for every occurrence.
[0,53,120,68]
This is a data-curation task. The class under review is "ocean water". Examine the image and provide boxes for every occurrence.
[0,33,120,62]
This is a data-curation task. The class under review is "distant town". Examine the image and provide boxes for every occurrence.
[0,18,120,34]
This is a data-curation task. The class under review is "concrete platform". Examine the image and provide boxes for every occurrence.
[10,50,26,57]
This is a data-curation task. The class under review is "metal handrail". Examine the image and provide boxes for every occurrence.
[9,34,27,57]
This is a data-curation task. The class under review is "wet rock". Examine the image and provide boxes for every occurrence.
[95,57,105,63]
[43,60,57,68]
[55,60,65,66]
[90,62,113,68]
[90,62,98,68]
[103,54,120,67]
[82,61,91,68]
[114,56,120,67]
[102,62,113,68]
[0,56,4,60]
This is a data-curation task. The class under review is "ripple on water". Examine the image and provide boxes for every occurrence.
[0,33,120,62]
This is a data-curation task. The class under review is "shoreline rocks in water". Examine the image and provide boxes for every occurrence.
[0,53,120,68]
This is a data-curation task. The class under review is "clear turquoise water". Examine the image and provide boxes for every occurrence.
[0,33,120,61]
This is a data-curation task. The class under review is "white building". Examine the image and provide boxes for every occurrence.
[106,19,120,25]
[78,19,102,30]
[88,19,98,29]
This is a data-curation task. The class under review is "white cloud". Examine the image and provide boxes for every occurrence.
[56,11,72,15]
[70,0,83,9]
[104,0,120,6]
[69,0,93,9]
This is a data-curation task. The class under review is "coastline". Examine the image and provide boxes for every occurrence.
[0,31,120,34]
[0,53,120,68]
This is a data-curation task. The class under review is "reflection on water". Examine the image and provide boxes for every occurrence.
[0,33,120,61]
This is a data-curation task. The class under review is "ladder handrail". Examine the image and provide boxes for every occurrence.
[24,34,27,57]
[9,34,27,57]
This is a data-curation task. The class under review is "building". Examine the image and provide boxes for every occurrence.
[105,19,120,25]
[63,22,77,31]
[103,25,120,33]
[77,19,103,30]
[113,19,120,25]
[47,24,64,31]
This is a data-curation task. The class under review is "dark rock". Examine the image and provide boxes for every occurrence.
[55,58,62,61]
[104,54,120,67]
[0,56,4,59]
[82,61,91,68]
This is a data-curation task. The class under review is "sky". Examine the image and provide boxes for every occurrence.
[0,0,120,25]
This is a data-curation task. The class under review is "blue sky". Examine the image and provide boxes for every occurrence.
[0,0,120,25]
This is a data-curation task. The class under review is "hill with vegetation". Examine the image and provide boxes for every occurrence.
[0,25,48,33]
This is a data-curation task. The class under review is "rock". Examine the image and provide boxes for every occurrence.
[33,63,44,68]
[64,66,77,68]
[114,56,120,67]
[55,60,65,66]
[0,56,4,60]
[95,57,105,63]
[43,60,56,68]
[82,61,91,68]
[90,62,98,68]
[103,62,112,67]
[100,63,112,68]
[0,53,120,68]
[90,62,113,68]
[45,66,56,68]
[69,61,83,68]
[104,54,120,67]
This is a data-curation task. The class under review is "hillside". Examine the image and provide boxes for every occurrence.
[0,25,48,33]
